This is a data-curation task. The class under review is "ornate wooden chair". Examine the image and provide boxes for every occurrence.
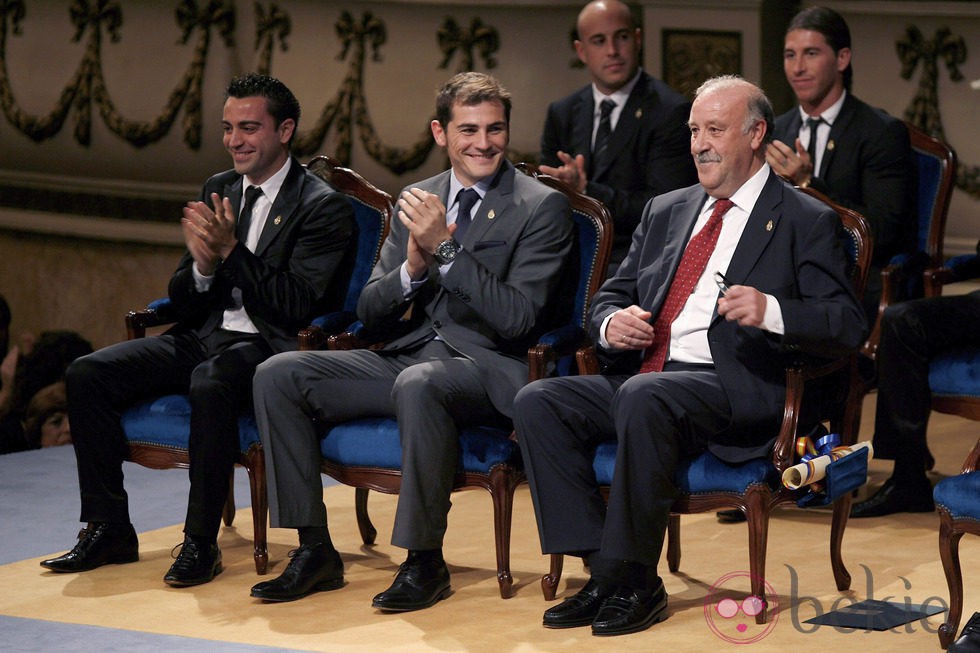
[121,156,391,574]
[862,122,956,361]
[936,436,980,649]
[541,187,873,626]
[318,167,613,598]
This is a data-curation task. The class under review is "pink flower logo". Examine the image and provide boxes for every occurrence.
[703,571,779,644]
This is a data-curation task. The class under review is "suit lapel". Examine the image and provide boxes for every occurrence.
[571,89,594,163]
[649,190,704,313]
[254,158,302,255]
[224,178,244,218]
[820,94,856,177]
[462,160,514,245]
[717,172,783,318]
[592,75,648,181]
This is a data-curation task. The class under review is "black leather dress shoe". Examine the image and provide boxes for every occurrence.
[371,553,451,612]
[543,578,612,628]
[163,539,222,587]
[591,583,668,636]
[250,543,344,602]
[850,477,934,518]
[950,612,980,653]
[716,509,747,524]
[40,523,139,573]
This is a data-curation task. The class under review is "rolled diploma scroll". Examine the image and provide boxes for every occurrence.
[781,441,874,490]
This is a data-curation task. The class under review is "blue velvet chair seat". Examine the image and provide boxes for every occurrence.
[121,394,260,454]
[931,347,980,400]
[592,442,778,494]
[935,471,980,521]
[321,417,519,474]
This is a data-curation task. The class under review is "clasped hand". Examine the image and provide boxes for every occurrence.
[397,187,454,279]
[538,150,588,194]
[607,286,767,350]
[182,192,239,276]
[765,139,813,186]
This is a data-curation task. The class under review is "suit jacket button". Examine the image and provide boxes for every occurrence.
[433,320,442,328]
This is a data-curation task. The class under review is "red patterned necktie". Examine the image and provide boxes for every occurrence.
[639,198,734,373]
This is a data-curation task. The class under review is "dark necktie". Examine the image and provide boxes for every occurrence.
[806,116,824,169]
[237,185,264,243]
[592,98,616,173]
[639,198,735,373]
[454,188,479,242]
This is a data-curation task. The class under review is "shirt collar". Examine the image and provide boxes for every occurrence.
[713,163,771,216]
[797,88,847,125]
[591,68,642,114]
[448,170,492,208]
[244,157,291,204]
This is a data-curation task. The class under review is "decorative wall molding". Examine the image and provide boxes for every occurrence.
[897,24,979,199]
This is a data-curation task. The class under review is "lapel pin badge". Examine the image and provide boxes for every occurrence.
[827,139,835,151]
[635,108,642,119]
[766,219,773,232]
[274,215,282,225]
[487,209,495,220]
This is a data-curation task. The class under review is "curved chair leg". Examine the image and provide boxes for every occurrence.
[542,553,563,601]
[222,472,236,527]
[667,513,681,573]
[245,447,268,574]
[354,488,377,545]
[938,510,964,650]
[830,493,852,591]
[744,488,771,625]
[487,465,518,599]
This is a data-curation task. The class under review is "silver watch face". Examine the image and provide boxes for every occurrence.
[435,239,460,264]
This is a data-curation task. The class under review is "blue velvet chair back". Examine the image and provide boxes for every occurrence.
[307,155,391,334]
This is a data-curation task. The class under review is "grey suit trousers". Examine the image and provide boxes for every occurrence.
[253,339,505,550]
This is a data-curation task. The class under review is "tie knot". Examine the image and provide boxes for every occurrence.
[711,198,734,219]
[456,188,479,214]
[245,185,263,202]
[806,116,823,130]
[599,98,616,119]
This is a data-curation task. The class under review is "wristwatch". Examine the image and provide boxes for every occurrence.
[433,238,462,265]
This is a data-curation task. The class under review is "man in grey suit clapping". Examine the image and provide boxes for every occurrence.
[249,72,574,610]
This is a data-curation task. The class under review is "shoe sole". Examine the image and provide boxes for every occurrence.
[544,617,595,629]
[164,563,223,587]
[372,585,452,612]
[592,602,668,637]
[250,577,345,602]
[40,552,140,573]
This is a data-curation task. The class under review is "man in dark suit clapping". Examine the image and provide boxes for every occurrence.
[41,74,355,587]
[540,0,696,268]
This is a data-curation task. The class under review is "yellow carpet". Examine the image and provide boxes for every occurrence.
[2,399,978,652]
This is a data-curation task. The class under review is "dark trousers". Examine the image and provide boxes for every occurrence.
[514,365,731,567]
[67,328,272,540]
[873,290,980,467]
